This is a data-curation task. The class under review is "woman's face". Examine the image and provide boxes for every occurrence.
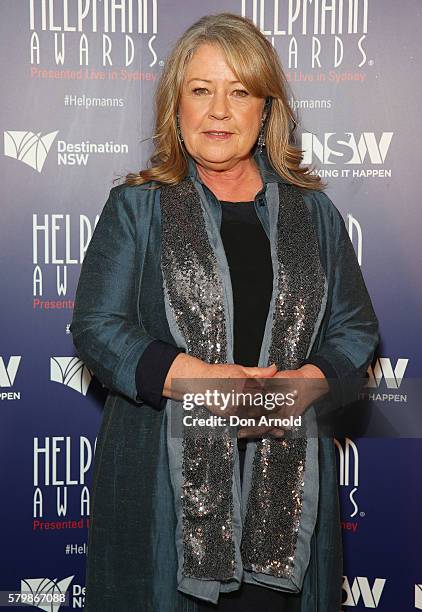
[178,43,265,170]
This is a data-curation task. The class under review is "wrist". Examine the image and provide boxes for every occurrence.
[298,364,326,379]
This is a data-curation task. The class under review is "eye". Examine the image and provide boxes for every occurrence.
[233,89,249,97]
[192,87,208,95]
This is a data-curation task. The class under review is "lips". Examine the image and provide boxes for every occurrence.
[203,131,234,140]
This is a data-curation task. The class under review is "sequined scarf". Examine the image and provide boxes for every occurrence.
[160,177,326,603]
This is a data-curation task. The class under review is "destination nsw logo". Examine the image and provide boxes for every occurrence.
[4,130,128,171]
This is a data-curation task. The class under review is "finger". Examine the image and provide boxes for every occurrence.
[248,365,278,378]
[267,428,285,438]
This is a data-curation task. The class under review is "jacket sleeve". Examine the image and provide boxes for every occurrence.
[69,186,181,407]
[302,193,380,407]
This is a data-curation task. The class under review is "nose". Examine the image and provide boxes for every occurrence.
[208,91,230,120]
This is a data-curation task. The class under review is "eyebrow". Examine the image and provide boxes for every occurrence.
[187,78,243,85]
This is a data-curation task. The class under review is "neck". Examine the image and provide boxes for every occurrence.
[195,156,263,201]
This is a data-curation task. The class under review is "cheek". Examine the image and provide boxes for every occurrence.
[180,108,205,134]
[239,110,261,134]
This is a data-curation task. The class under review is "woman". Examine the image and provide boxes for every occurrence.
[70,12,379,612]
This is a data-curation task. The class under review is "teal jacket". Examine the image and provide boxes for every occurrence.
[70,149,379,611]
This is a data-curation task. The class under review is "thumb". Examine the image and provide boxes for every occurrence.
[253,363,278,377]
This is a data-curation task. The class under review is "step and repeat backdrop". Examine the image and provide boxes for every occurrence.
[1,1,421,610]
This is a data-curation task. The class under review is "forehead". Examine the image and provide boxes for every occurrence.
[184,43,239,83]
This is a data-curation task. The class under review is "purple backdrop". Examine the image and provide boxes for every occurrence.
[1,1,421,610]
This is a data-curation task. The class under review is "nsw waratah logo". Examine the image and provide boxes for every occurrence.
[50,357,92,395]
[366,357,408,389]
[20,575,74,611]
[0,356,21,388]
[342,576,386,608]
[4,130,58,172]
[415,583,422,609]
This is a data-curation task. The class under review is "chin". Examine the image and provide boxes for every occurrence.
[202,157,238,170]
[199,155,235,167]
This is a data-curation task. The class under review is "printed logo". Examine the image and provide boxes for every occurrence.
[20,575,74,611]
[4,130,58,172]
[415,584,422,609]
[302,132,393,165]
[29,1,159,69]
[366,358,408,390]
[4,130,128,171]
[335,437,359,488]
[0,356,22,387]
[301,131,393,179]
[335,438,359,520]
[342,576,386,608]
[359,358,409,403]
[243,0,371,71]
[32,211,99,307]
[50,357,92,395]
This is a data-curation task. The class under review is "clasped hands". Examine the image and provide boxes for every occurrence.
[209,362,329,439]
[166,356,330,440]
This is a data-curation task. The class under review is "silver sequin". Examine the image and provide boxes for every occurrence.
[160,179,235,580]
[241,183,325,578]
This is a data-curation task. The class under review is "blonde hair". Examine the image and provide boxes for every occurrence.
[123,12,325,191]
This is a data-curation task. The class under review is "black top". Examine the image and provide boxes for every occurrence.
[219,200,273,368]
[219,200,273,455]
